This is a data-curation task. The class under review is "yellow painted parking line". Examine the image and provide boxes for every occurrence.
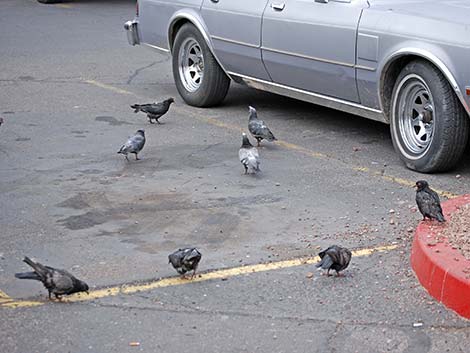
[83,80,457,199]
[1,244,398,309]
[84,80,136,96]
[0,289,12,304]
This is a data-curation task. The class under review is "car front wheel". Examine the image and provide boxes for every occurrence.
[172,23,230,107]
[390,60,469,173]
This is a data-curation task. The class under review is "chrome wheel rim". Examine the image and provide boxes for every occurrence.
[396,75,435,156]
[178,38,204,92]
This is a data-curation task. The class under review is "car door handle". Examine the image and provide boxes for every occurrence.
[270,3,285,11]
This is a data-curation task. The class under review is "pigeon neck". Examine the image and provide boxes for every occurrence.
[241,137,253,148]
[249,112,258,121]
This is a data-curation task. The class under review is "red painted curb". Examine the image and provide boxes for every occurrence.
[411,194,470,318]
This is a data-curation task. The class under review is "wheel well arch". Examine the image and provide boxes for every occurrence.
[167,13,230,78]
[379,50,469,122]
[168,18,190,52]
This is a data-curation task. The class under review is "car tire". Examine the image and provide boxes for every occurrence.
[390,60,469,173]
[172,23,230,107]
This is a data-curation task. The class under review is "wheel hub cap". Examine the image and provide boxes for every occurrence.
[178,38,204,92]
[398,78,435,155]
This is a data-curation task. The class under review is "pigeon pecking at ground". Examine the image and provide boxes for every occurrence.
[131,97,174,124]
[316,245,352,276]
[415,180,445,222]
[168,248,202,279]
[248,106,277,146]
[239,133,260,174]
[117,129,146,161]
[15,256,89,300]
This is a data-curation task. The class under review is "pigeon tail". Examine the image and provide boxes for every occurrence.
[436,212,446,222]
[15,271,42,280]
[23,256,48,279]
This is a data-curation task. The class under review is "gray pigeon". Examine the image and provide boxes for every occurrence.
[316,245,352,276]
[15,256,89,300]
[131,98,174,124]
[239,133,260,174]
[117,129,146,161]
[168,248,202,279]
[248,106,277,146]
[415,180,445,222]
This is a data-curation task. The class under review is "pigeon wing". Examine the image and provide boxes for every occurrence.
[50,269,75,295]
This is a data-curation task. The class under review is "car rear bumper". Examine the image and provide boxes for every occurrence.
[124,20,140,46]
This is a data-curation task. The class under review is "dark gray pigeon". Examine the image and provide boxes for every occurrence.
[239,133,260,174]
[316,245,352,276]
[168,248,202,279]
[248,106,277,146]
[415,180,445,222]
[131,98,174,124]
[15,256,89,300]
[117,129,146,161]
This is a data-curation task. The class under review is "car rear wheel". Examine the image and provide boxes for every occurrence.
[172,23,230,107]
[390,60,469,173]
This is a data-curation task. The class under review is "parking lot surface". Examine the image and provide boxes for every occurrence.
[1,1,470,352]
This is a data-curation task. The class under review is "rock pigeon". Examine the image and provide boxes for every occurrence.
[415,180,445,222]
[316,245,352,276]
[168,248,202,279]
[131,98,174,124]
[15,256,89,300]
[248,106,277,146]
[117,129,146,161]
[239,133,260,174]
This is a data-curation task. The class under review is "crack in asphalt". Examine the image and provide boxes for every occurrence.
[126,59,169,85]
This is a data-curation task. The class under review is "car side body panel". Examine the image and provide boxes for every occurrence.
[139,0,203,51]
[261,0,367,103]
[200,0,271,80]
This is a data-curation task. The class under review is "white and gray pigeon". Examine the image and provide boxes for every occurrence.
[117,129,146,161]
[131,98,174,124]
[239,133,260,174]
[15,256,89,300]
[248,106,277,146]
[168,248,202,279]
[316,245,352,276]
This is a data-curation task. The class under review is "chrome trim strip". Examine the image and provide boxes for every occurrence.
[262,46,355,68]
[211,35,259,49]
[380,47,470,118]
[355,65,376,72]
[143,43,170,53]
[228,71,386,123]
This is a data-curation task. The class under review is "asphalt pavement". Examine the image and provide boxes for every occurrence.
[1,1,470,352]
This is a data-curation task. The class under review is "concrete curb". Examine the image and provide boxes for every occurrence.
[411,194,470,318]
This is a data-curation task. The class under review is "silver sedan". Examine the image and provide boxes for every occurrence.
[125,0,470,173]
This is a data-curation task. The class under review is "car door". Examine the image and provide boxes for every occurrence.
[262,0,369,102]
[201,0,271,80]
